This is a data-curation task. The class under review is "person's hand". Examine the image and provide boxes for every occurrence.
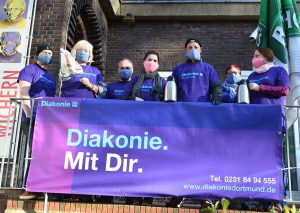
[80,78,92,88]
[212,98,222,105]
[249,82,260,91]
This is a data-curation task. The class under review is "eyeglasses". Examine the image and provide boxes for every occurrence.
[227,70,239,75]
[120,67,132,70]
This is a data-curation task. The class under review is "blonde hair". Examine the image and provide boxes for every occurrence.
[71,40,94,63]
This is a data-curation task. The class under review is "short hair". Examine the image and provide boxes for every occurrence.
[185,38,202,48]
[225,64,241,75]
[256,47,274,62]
[36,43,52,56]
[118,58,134,69]
[71,40,94,63]
[143,50,159,62]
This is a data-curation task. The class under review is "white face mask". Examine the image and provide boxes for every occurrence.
[254,62,274,74]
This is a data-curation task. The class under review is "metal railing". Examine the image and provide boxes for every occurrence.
[284,105,300,203]
[0,98,300,203]
[0,98,35,189]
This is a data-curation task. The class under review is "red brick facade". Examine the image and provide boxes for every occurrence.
[105,21,257,82]
[30,0,108,79]
[30,0,256,84]
[1,198,268,213]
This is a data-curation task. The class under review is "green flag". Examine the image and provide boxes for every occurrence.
[255,0,300,128]
[256,0,289,70]
[282,0,300,73]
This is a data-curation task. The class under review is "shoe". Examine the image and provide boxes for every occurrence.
[20,191,36,200]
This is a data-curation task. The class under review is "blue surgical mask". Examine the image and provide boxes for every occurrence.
[118,69,133,81]
[226,73,242,84]
[76,50,89,63]
[186,48,201,61]
[38,53,52,65]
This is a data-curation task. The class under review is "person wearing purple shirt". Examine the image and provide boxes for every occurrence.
[172,39,222,105]
[17,43,56,200]
[248,47,289,213]
[18,44,56,118]
[105,58,135,99]
[131,51,166,101]
[60,40,106,98]
[248,47,289,105]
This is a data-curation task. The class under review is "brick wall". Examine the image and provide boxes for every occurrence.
[31,0,108,78]
[30,0,71,75]
[32,2,256,83]
[105,21,257,82]
[0,198,273,213]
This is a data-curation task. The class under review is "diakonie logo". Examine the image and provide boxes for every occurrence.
[40,100,78,108]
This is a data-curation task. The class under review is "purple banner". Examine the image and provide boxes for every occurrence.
[27,97,284,200]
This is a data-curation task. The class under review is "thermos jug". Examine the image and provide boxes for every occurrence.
[164,76,177,102]
[237,79,250,104]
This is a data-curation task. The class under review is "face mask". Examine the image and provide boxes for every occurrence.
[76,50,89,63]
[226,73,242,84]
[252,56,265,68]
[118,69,132,81]
[38,53,52,65]
[186,48,201,61]
[254,62,275,74]
[143,61,159,73]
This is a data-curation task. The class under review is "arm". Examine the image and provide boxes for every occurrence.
[250,66,290,97]
[19,80,31,118]
[80,77,106,97]
[95,81,107,97]
[258,85,289,97]
[210,83,222,105]
[96,70,107,97]
[209,66,222,105]
[249,82,289,97]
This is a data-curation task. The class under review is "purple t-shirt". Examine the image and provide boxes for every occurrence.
[105,80,134,99]
[247,66,290,105]
[17,63,56,119]
[131,76,167,101]
[172,61,220,102]
[61,65,104,98]
[17,64,56,98]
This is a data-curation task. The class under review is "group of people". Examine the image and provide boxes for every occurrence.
[18,38,290,108]
[222,47,289,106]
[17,39,290,204]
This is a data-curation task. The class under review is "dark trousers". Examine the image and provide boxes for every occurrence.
[19,118,34,188]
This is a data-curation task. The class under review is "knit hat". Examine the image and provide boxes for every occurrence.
[36,44,52,56]
[184,39,202,48]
